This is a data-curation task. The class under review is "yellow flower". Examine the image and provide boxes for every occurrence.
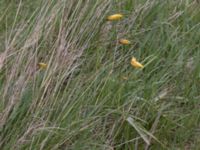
[131,57,144,69]
[107,14,123,21]
[38,62,47,69]
[119,39,131,45]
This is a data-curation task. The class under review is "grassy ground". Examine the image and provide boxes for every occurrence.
[0,0,200,149]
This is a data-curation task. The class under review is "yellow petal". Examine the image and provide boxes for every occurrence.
[131,57,144,68]
[119,39,131,45]
[38,62,47,69]
[107,14,123,21]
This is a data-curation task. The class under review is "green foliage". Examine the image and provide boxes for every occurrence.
[0,0,200,149]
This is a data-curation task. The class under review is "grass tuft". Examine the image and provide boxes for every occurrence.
[0,0,200,149]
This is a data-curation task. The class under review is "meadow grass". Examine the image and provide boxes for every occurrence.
[0,0,200,149]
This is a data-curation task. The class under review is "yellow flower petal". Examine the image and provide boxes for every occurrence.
[38,62,47,69]
[119,39,131,45]
[107,14,123,21]
[131,57,144,68]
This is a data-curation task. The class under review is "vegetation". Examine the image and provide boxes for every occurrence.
[0,0,200,149]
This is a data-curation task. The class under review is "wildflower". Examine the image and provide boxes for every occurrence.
[119,39,131,45]
[131,57,144,68]
[107,14,123,21]
[38,62,47,69]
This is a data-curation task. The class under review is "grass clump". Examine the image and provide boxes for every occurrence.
[0,0,200,150]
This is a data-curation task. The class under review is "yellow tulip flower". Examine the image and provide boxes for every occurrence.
[107,14,123,21]
[119,39,131,45]
[38,62,47,69]
[131,57,144,69]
